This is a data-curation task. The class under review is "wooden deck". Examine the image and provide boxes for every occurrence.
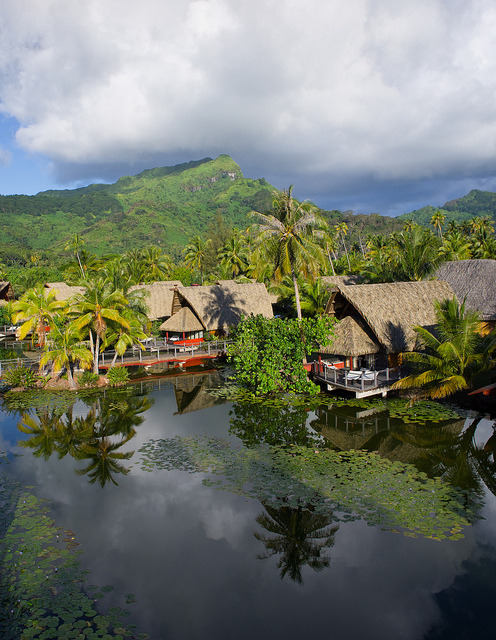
[311,361,402,398]
[0,339,232,377]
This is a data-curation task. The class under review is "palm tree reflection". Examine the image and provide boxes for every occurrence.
[17,390,153,486]
[255,502,338,584]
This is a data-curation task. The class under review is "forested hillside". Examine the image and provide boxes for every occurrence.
[399,189,496,226]
[1,154,496,269]
[0,155,275,261]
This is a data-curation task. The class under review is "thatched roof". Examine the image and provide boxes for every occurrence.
[130,281,182,320]
[0,281,14,301]
[173,282,273,332]
[435,259,496,321]
[320,275,364,287]
[321,315,380,355]
[326,280,455,353]
[159,307,204,332]
[44,282,85,301]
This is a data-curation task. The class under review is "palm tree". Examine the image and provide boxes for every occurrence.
[140,246,173,282]
[64,233,86,279]
[299,279,329,316]
[389,225,442,281]
[218,231,249,278]
[335,222,351,271]
[70,279,130,374]
[40,321,93,389]
[430,209,446,239]
[102,307,148,366]
[393,298,496,398]
[183,236,213,284]
[10,284,66,350]
[250,187,327,320]
[439,230,472,261]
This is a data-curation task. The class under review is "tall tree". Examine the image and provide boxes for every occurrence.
[430,209,446,239]
[183,236,213,284]
[70,279,130,374]
[64,233,86,279]
[250,186,327,320]
[10,284,66,350]
[218,231,249,279]
[40,322,93,389]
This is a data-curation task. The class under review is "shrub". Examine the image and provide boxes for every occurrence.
[78,370,100,388]
[106,366,130,386]
[1,364,39,389]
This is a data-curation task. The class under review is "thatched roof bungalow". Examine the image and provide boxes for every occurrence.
[161,281,273,336]
[322,280,455,367]
[0,281,14,305]
[129,281,182,321]
[435,259,496,329]
[45,280,182,322]
[44,282,85,301]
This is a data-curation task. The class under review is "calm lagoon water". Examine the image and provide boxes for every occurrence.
[1,371,496,640]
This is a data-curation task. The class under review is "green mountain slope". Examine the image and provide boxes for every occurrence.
[399,189,496,226]
[0,155,275,258]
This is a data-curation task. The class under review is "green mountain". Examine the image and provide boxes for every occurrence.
[399,189,496,226]
[0,155,275,259]
[2,154,495,264]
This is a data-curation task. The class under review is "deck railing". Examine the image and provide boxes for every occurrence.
[0,339,233,378]
[311,361,401,390]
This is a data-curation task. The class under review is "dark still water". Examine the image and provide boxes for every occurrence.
[1,371,496,640]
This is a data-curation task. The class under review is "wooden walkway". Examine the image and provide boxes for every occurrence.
[311,361,402,398]
[0,339,232,377]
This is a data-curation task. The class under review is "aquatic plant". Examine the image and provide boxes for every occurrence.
[138,435,475,540]
[0,464,148,639]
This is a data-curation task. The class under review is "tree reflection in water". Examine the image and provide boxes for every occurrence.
[255,502,338,584]
[17,389,153,486]
[229,400,323,448]
[312,403,496,511]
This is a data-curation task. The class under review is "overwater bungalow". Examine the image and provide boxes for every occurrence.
[160,281,273,341]
[313,280,455,397]
[435,259,496,333]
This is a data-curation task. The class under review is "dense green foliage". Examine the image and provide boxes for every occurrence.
[394,297,496,398]
[1,364,40,389]
[228,315,335,394]
[106,366,130,386]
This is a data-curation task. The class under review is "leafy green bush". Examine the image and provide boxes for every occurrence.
[106,366,130,386]
[228,315,335,395]
[78,369,100,388]
[1,364,39,389]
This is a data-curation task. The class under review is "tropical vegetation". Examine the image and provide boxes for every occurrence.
[393,298,496,398]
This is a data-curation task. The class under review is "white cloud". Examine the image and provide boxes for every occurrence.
[1,0,496,206]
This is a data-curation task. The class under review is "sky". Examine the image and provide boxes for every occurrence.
[1,0,496,216]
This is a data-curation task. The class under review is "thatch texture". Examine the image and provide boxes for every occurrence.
[435,259,496,321]
[0,281,14,301]
[321,316,380,355]
[320,275,364,287]
[326,280,455,353]
[159,307,204,332]
[44,282,85,301]
[174,282,273,332]
[130,281,182,320]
